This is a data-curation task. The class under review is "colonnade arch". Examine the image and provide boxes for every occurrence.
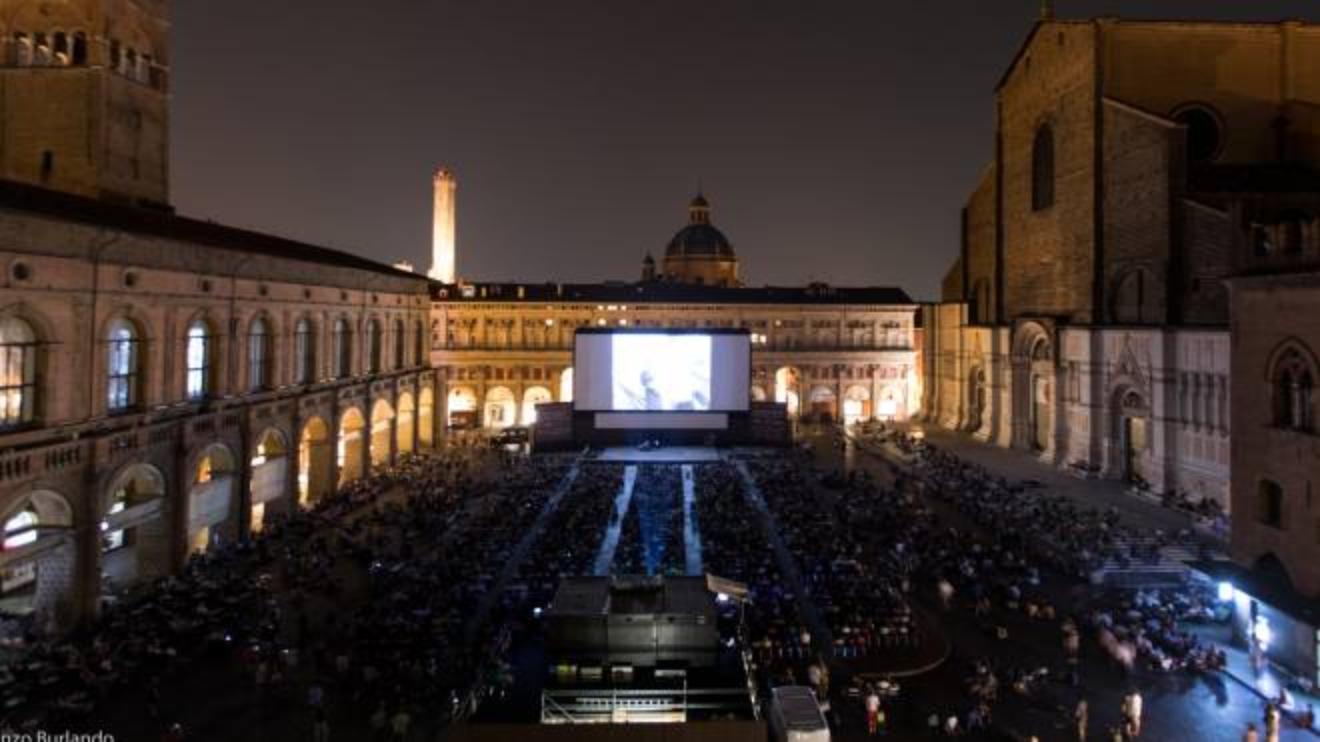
[249,429,289,532]
[807,385,837,422]
[418,388,435,449]
[299,417,332,507]
[370,399,395,469]
[338,407,366,485]
[842,384,871,425]
[774,367,801,418]
[0,490,75,627]
[484,386,516,428]
[521,385,553,425]
[447,386,477,429]
[396,392,416,455]
[101,463,169,591]
[188,444,237,554]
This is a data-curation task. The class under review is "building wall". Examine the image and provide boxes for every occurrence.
[999,22,1098,323]
[0,206,435,632]
[964,167,997,323]
[1104,22,1320,163]
[1100,100,1177,325]
[0,0,170,204]
[1229,273,1320,598]
[432,298,921,429]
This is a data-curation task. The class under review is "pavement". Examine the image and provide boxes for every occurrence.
[800,425,1316,741]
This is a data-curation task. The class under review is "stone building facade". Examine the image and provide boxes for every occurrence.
[924,17,1320,510]
[0,0,171,207]
[1227,232,1320,599]
[0,183,436,631]
[430,281,919,431]
[430,194,921,430]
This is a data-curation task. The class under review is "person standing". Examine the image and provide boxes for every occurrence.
[1074,698,1088,741]
[865,688,881,736]
[1128,689,1143,737]
[1265,702,1281,742]
[311,708,330,742]
[1243,722,1259,742]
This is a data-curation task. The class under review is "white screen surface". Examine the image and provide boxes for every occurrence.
[574,332,750,413]
[611,334,711,411]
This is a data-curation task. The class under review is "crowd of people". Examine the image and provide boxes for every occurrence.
[693,462,818,691]
[746,454,926,667]
[612,465,686,577]
[0,448,579,740]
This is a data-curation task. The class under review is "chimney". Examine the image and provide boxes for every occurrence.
[429,168,457,283]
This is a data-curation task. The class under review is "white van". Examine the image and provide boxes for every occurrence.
[768,685,830,742]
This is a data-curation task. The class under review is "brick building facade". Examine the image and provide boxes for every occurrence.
[0,0,436,632]
[925,17,1320,512]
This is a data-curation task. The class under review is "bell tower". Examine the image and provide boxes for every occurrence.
[0,0,171,208]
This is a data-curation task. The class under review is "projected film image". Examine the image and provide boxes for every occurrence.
[611,335,712,411]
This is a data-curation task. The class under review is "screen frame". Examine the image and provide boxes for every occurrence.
[573,327,752,414]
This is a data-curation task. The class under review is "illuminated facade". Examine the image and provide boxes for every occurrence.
[0,0,435,632]
[923,17,1320,509]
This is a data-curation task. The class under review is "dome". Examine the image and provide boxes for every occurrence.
[666,223,735,258]
[665,194,735,259]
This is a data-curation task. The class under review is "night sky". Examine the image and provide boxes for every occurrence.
[171,1,1320,300]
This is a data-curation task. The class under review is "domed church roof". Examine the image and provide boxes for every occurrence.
[666,194,735,259]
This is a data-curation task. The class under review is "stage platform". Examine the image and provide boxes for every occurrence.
[591,446,723,464]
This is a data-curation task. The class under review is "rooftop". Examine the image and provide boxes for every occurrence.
[0,179,424,283]
[433,281,913,306]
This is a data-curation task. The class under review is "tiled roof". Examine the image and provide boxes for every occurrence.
[0,179,425,282]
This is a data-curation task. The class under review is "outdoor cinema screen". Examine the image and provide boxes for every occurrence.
[574,330,750,413]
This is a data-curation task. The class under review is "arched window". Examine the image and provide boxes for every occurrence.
[1257,480,1284,529]
[414,321,426,367]
[248,317,272,391]
[106,319,140,412]
[0,317,38,428]
[1031,336,1051,362]
[1174,105,1222,162]
[393,319,406,370]
[1112,269,1159,324]
[1274,347,1315,432]
[32,33,50,66]
[1032,125,1055,211]
[185,320,213,400]
[294,318,315,384]
[71,32,87,65]
[3,507,38,550]
[52,32,69,66]
[333,319,352,379]
[13,33,33,67]
[366,319,382,374]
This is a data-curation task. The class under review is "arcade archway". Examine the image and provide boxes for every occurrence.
[808,385,837,422]
[249,429,288,532]
[101,464,169,590]
[1115,389,1151,485]
[774,367,801,418]
[0,490,75,628]
[338,407,366,485]
[559,367,574,403]
[418,388,435,449]
[298,417,332,507]
[447,386,477,429]
[485,386,516,428]
[967,367,987,432]
[842,385,871,425]
[521,386,553,425]
[396,392,416,456]
[188,445,237,554]
[370,399,395,469]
